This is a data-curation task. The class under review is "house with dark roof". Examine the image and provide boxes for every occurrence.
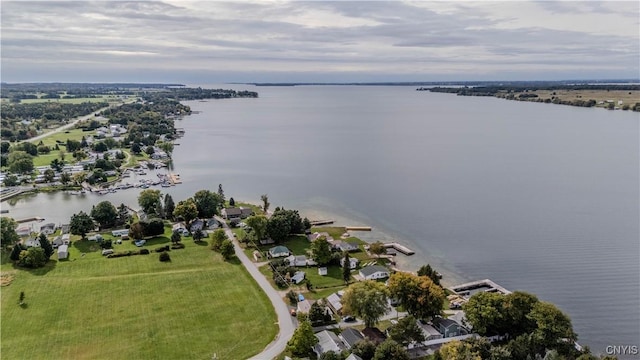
[239,207,254,219]
[190,219,204,232]
[291,271,306,284]
[313,330,347,357]
[39,223,56,235]
[361,327,387,345]
[339,328,365,349]
[268,245,290,258]
[359,265,390,280]
[432,317,469,338]
[221,207,242,220]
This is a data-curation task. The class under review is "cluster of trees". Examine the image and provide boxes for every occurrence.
[137,189,223,228]
[461,291,580,359]
[265,207,311,242]
[9,233,55,268]
[209,229,235,260]
[69,201,131,239]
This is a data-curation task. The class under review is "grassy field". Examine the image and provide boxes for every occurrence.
[19,95,132,105]
[509,89,639,109]
[0,229,277,360]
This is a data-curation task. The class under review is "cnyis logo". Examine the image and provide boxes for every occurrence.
[605,345,639,356]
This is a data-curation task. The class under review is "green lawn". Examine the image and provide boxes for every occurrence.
[20,96,120,105]
[1,231,277,360]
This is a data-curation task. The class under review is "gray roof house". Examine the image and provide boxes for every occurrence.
[326,292,343,314]
[57,244,69,260]
[291,271,306,284]
[190,219,204,232]
[359,265,390,280]
[285,254,309,267]
[432,317,469,338]
[417,320,443,341]
[339,328,365,349]
[313,330,347,357]
[345,354,363,360]
[40,223,56,235]
[333,241,359,252]
[221,207,242,220]
[239,207,254,218]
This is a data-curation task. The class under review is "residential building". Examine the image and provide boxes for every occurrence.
[268,245,290,258]
[359,265,390,280]
[339,328,365,349]
[432,317,469,338]
[340,256,359,270]
[313,330,347,357]
[221,207,242,220]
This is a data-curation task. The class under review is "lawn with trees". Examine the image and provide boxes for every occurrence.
[0,228,277,359]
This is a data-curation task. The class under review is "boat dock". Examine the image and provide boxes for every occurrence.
[345,226,371,231]
[310,220,334,226]
[383,242,415,255]
[449,279,512,297]
[169,173,182,184]
[16,217,45,224]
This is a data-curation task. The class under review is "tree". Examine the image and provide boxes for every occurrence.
[8,151,34,174]
[171,230,182,244]
[10,244,24,261]
[19,291,25,305]
[387,272,445,320]
[217,184,225,204]
[369,241,386,256]
[192,190,222,218]
[210,229,227,251]
[129,223,144,240]
[144,146,155,155]
[229,197,235,207]
[138,189,161,216]
[192,228,204,242]
[352,339,377,360]
[272,208,304,234]
[70,211,94,240]
[246,215,268,241]
[117,203,130,225]
[261,194,270,213]
[3,174,19,186]
[60,172,71,185]
[286,318,317,356]
[303,217,311,231]
[528,301,577,350]
[308,301,327,325]
[387,315,425,346]
[141,218,164,237]
[131,143,141,154]
[43,169,55,183]
[341,280,389,328]
[173,198,198,229]
[342,252,351,284]
[503,291,539,336]
[50,158,64,172]
[39,233,54,259]
[164,194,175,220]
[311,236,332,265]
[266,215,291,243]
[1,217,20,249]
[91,201,118,229]
[417,263,442,286]
[319,352,342,360]
[373,339,410,360]
[18,247,47,268]
[437,340,482,360]
[219,239,235,260]
[462,291,506,336]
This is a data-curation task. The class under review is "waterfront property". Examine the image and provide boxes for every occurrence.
[449,279,511,300]
[431,317,469,338]
[358,265,390,280]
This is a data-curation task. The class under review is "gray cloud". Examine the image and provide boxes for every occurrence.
[1,0,638,82]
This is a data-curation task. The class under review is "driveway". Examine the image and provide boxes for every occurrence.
[21,105,110,143]
[216,216,295,360]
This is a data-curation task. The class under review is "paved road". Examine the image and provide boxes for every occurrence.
[216,217,295,360]
[21,106,110,143]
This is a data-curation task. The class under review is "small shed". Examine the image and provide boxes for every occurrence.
[291,271,306,284]
[318,267,328,276]
[58,244,69,259]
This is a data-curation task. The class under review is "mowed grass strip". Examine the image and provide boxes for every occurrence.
[0,240,277,360]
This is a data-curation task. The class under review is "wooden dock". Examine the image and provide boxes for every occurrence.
[383,242,415,255]
[345,226,371,231]
[16,217,45,224]
[310,220,334,226]
[169,173,182,184]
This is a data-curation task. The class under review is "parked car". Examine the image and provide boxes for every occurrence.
[290,308,297,316]
[342,315,355,322]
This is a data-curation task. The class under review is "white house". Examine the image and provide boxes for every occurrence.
[358,265,390,280]
[340,256,359,270]
[285,254,309,267]
[57,244,69,260]
[24,238,40,247]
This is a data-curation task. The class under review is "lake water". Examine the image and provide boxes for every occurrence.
[3,85,639,355]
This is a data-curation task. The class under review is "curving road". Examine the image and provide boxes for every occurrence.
[216,216,295,360]
[20,106,111,144]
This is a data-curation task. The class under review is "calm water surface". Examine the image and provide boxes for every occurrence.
[4,85,639,354]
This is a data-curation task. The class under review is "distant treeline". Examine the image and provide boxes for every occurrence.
[141,87,258,101]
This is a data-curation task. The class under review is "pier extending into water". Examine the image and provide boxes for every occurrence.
[310,220,334,226]
[345,226,371,231]
[383,242,415,255]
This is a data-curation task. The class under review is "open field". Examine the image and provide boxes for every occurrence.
[509,89,639,109]
[0,229,277,360]
[19,95,133,105]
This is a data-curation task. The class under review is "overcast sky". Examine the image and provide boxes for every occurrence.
[1,1,638,83]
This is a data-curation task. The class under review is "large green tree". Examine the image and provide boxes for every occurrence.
[373,339,410,360]
[193,189,222,218]
[417,263,441,286]
[219,239,235,260]
[173,198,198,229]
[341,280,389,328]
[1,217,20,248]
[8,151,34,174]
[38,233,54,259]
[462,291,506,336]
[266,215,290,243]
[246,215,268,241]
[260,194,270,213]
[137,189,161,216]
[387,315,425,346]
[164,194,175,220]
[18,247,47,268]
[210,229,227,251]
[91,201,118,229]
[528,301,577,350]
[69,211,94,240]
[286,318,317,356]
[342,252,351,284]
[310,236,332,266]
[351,339,377,360]
[387,272,445,320]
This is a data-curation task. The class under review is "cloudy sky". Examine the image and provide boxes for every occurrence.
[1,1,638,83]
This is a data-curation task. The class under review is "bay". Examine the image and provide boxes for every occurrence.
[4,85,639,354]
